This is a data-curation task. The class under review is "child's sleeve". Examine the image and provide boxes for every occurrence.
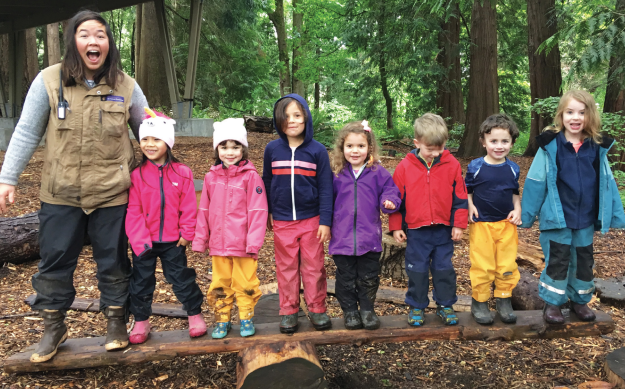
[465,161,476,194]
[246,171,269,256]
[388,163,406,231]
[262,144,273,214]
[512,162,520,195]
[317,148,334,227]
[178,169,198,243]
[125,174,152,257]
[450,163,468,229]
[378,167,401,214]
[192,174,211,252]
[520,148,548,228]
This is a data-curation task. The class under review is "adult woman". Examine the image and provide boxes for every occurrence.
[0,10,148,362]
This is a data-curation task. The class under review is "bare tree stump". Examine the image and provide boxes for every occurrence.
[605,347,625,388]
[236,341,327,389]
[244,115,274,134]
[511,268,545,311]
[380,234,406,281]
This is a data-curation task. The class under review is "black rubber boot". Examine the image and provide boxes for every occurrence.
[360,310,381,330]
[308,312,332,331]
[279,313,299,334]
[471,298,493,325]
[543,303,565,324]
[344,311,363,330]
[495,298,517,324]
[572,303,596,322]
[104,306,129,351]
[30,310,68,363]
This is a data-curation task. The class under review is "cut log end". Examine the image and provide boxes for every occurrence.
[605,347,625,388]
[237,341,327,389]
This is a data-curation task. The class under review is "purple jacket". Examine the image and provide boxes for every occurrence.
[329,164,401,256]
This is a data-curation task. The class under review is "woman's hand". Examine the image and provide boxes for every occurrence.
[0,184,16,214]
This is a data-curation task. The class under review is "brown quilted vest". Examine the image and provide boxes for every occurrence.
[40,63,136,211]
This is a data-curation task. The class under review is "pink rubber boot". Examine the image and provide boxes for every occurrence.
[188,313,207,338]
[129,320,150,344]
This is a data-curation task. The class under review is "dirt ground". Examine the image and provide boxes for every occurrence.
[1,133,625,389]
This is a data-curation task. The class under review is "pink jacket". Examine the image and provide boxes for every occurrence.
[126,161,197,257]
[192,160,268,259]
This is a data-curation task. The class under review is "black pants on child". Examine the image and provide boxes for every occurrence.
[130,242,203,321]
[333,251,381,312]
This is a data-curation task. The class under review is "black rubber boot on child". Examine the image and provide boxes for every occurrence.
[30,310,68,363]
[104,306,129,351]
[360,310,381,330]
[495,298,517,323]
[280,313,299,334]
[471,298,493,325]
[308,312,332,330]
[344,311,363,330]
[572,303,596,322]
[543,303,564,324]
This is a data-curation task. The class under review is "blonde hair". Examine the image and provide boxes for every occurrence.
[413,113,448,146]
[331,121,381,175]
[547,90,602,144]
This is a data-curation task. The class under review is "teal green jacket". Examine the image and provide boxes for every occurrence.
[520,131,625,233]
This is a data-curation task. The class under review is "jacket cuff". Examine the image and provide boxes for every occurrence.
[192,241,206,252]
[138,244,152,258]
[246,246,259,254]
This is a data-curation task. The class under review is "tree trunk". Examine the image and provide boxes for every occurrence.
[523,0,562,156]
[136,3,171,109]
[377,4,393,131]
[0,34,8,112]
[436,3,465,126]
[47,23,62,66]
[457,0,498,158]
[269,0,291,96]
[135,5,142,80]
[314,82,320,109]
[24,28,39,85]
[60,20,69,56]
[236,342,327,389]
[42,28,49,69]
[291,0,305,97]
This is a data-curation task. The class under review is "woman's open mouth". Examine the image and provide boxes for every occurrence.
[87,50,101,63]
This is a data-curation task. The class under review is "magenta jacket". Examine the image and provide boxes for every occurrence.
[126,161,197,257]
[192,160,268,259]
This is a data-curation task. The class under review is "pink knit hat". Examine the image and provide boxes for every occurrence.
[213,118,248,149]
[139,108,176,149]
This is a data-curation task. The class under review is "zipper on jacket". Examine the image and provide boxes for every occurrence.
[158,165,165,241]
[223,166,229,250]
[290,147,297,220]
[427,168,434,224]
[353,172,358,256]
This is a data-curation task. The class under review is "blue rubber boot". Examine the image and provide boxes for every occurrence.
[240,320,256,337]
[436,305,458,326]
[211,322,231,339]
[408,307,425,326]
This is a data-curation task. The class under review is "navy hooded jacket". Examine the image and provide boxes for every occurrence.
[262,94,334,226]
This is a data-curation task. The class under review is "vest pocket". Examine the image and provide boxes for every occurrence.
[99,102,126,140]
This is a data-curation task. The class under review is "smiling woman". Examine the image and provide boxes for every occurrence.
[0,10,149,363]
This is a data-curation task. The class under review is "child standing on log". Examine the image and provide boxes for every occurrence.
[465,114,522,325]
[193,118,268,338]
[262,94,334,334]
[390,114,468,326]
[521,90,625,324]
[126,108,206,344]
[329,121,401,330]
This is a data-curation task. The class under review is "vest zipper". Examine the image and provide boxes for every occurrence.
[159,166,165,241]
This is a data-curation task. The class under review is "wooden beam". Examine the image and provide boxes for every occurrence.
[153,0,180,118]
[4,310,614,374]
[7,30,25,118]
[182,0,202,104]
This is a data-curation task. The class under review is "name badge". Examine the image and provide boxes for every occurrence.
[101,95,124,102]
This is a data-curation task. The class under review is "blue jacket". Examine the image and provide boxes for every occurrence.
[521,130,625,233]
[262,94,334,226]
[329,164,401,256]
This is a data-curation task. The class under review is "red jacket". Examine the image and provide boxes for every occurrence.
[126,161,197,257]
[389,150,468,231]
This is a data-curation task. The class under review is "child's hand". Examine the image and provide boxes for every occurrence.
[468,204,479,223]
[383,200,396,210]
[392,230,406,243]
[317,225,331,243]
[177,237,190,247]
[507,209,522,225]
[451,227,463,241]
[267,214,274,231]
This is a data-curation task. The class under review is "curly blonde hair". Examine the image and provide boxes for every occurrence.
[331,121,381,175]
[546,90,602,144]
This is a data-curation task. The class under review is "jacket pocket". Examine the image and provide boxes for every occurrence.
[47,160,59,195]
[99,102,127,140]
[96,158,132,201]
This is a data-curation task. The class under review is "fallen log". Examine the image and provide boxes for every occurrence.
[244,115,274,134]
[605,346,625,388]
[236,341,326,389]
[4,310,614,374]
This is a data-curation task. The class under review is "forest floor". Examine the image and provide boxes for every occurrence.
[1,133,625,389]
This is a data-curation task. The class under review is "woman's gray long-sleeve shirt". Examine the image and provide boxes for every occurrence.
[0,73,149,186]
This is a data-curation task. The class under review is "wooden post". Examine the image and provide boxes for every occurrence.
[181,0,203,119]
[236,341,327,389]
[153,0,180,118]
[7,30,25,118]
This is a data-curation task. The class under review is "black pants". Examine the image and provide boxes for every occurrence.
[333,251,381,312]
[32,202,131,311]
[129,242,203,321]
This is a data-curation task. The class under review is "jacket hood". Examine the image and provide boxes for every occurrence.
[210,159,258,175]
[272,93,314,146]
[536,129,615,150]
[407,148,451,166]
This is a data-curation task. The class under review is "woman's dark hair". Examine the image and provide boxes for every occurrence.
[62,10,124,89]
[214,140,249,165]
[274,97,307,134]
